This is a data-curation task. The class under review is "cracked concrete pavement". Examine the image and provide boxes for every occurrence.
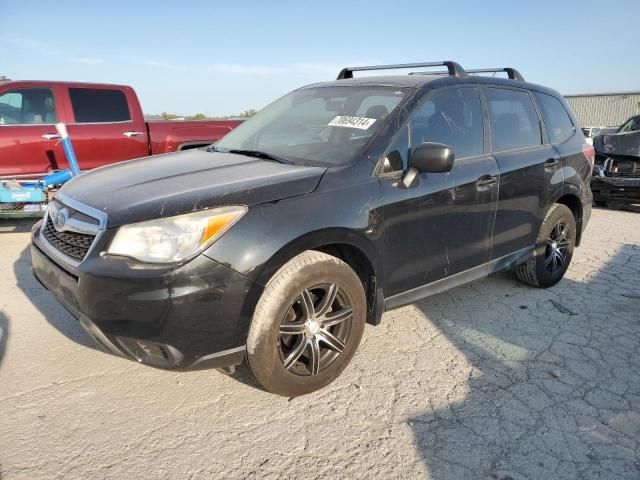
[0,207,639,479]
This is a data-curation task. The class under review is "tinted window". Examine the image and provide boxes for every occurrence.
[217,86,410,167]
[69,88,131,123]
[619,116,640,133]
[0,88,56,125]
[534,92,575,143]
[356,94,405,117]
[486,88,542,151]
[410,87,484,159]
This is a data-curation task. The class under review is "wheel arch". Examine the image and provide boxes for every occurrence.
[549,186,584,246]
[253,228,385,326]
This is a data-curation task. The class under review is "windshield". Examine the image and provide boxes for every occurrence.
[618,116,640,133]
[216,86,410,167]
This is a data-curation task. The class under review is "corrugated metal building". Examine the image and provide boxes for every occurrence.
[564,91,640,127]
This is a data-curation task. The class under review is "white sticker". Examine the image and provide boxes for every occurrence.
[328,116,377,130]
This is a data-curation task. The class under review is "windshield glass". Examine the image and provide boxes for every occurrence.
[216,86,410,167]
[618,117,640,133]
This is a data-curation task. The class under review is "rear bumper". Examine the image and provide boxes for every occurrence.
[31,224,262,370]
[591,176,640,204]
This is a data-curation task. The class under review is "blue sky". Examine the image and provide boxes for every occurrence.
[2,0,639,116]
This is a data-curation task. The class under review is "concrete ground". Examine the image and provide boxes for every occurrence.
[0,208,638,480]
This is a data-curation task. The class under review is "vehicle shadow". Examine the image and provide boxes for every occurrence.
[0,218,39,234]
[14,245,98,351]
[407,244,640,479]
[0,311,8,370]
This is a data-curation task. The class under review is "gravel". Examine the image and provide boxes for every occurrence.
[0,207,639,479]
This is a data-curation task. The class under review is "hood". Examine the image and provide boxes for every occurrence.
[593,130,640,158]
[59,150,326,227]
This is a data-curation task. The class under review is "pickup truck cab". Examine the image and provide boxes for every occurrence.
[0,80,241,178]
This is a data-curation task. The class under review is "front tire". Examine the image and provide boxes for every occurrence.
[245,251,366,396]
[516,203,576,288]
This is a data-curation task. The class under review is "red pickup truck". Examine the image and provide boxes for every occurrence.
[0,80,242,178]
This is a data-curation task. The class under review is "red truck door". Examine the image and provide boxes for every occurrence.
[0,86,66,177]
[62,86,149,170]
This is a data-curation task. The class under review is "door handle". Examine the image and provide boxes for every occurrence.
[123,131,143,137]
[544,158,560,170]
[476,175,497,191]
[42,134,61,140]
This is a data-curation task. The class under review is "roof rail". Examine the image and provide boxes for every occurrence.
[465,68,525,82]
[337,61,467,80]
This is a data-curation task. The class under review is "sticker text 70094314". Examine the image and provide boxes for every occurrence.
[328,116,377,130]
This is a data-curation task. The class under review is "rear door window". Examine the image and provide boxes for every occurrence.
[0,88,56,125]
[533,92,575,143]
[69,88,131,123]
[486,88,542,152]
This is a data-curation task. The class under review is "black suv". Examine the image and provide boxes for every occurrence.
[31,61,594,396]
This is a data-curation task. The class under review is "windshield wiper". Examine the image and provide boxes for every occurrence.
[227,149,290,164]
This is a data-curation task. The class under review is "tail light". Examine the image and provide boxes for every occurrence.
[582,142,595,167]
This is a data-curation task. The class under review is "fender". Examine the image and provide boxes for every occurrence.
[244,227,386,327]
[249,227,384,288]
[549,182,583,205]
[546,183,586,245]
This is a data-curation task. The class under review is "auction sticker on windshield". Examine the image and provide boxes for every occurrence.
[328,116,377,130]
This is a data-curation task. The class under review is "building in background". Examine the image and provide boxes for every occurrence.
[564,91,640,128]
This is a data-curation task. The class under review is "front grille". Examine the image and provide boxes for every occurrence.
[607,159,639,178]
[43,215,95,261]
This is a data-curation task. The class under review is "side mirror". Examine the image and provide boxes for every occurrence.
[409,142,455,173]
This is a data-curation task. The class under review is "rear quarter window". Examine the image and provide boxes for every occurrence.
[533,92,575,143]
[69,88,131,123]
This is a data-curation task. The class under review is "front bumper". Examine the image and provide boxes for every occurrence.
[31,221,263,370]
[591,176,640,205]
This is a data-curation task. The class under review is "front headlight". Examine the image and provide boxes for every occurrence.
[106,206,247,264]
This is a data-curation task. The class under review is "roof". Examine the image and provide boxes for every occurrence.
[301,74,559,98]
[303,74,440,89]
[0,80,130,89]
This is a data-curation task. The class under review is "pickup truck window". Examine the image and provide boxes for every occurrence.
[216,86,410,167]
[0,88,56,125]
[69,88,131,123]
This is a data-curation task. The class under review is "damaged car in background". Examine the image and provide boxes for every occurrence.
[592,115,640,207]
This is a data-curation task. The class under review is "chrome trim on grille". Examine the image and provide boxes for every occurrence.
[56,192,108,229]
[48,202,99,235]
[38,195,107,268]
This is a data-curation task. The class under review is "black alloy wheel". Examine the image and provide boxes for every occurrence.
[278,283,353,376]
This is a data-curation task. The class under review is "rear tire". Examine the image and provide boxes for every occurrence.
[245,251,366,397]
[516,203,576,288]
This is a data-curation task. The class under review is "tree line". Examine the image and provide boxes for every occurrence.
[145,109,258,121]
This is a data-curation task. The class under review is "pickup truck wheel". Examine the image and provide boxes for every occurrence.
[245,251,366,397]
[516,203,576,288]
